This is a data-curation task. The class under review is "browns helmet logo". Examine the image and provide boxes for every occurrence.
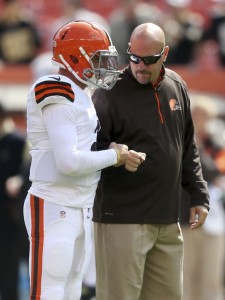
[169,99,181,111]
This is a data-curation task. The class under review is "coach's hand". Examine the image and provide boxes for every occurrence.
[125,150,146,172]
[189,205,209,230]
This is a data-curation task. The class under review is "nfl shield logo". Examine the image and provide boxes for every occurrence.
[60,211,66,218]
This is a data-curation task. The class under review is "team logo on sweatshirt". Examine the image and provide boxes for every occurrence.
[169,99,181,111]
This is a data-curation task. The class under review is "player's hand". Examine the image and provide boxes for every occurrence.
[125,150,146,172]
[109,142,129,167]
[189,205,209,230]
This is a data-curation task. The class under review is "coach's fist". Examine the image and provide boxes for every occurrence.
[125,150,146,172]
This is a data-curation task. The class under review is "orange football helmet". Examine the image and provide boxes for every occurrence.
[52,20,120,90]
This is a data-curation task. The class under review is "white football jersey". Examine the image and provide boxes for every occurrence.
[27,74,117,208]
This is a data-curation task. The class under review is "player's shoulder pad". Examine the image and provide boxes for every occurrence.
[34,75,75,106]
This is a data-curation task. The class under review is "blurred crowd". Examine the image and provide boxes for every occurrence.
[0,0,225,69]
[0,0,225,299]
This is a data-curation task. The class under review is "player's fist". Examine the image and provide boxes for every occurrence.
[109,142,129,167]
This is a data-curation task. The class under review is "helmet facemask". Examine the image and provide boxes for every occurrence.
[81,46,121,90]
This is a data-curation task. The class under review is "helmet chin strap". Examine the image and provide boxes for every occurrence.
[59,54,96,88]
[52,59,65,69]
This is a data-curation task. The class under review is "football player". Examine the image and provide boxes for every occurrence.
[23,20,144,300]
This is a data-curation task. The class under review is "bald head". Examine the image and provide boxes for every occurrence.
[130,23,165,53]
[128,23,169,85]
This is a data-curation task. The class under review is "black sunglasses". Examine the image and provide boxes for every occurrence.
[127,46,165,65]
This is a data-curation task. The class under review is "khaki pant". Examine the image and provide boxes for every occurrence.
[94,223,184,300]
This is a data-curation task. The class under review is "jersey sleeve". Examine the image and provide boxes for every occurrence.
[34,79,75,109]
[43,104,117,175]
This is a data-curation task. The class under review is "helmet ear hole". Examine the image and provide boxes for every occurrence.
[70,55,79,64]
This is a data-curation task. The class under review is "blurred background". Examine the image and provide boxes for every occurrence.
[0,0,224,299]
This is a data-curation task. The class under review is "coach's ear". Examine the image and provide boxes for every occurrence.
[163,46,169,62]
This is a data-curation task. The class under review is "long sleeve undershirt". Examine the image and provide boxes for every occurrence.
[42,103,117,176]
